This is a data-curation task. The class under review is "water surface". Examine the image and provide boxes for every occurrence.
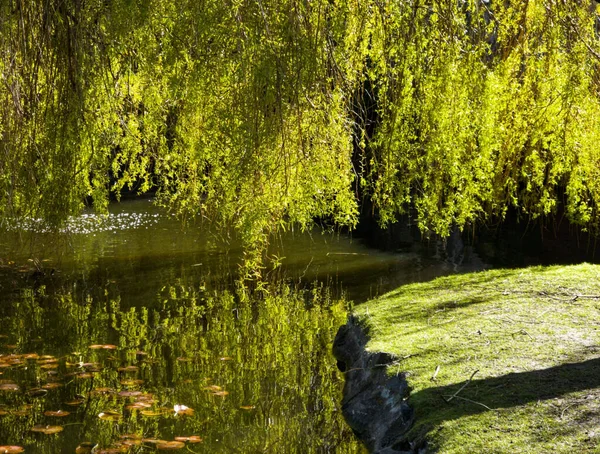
[0,200,462,453]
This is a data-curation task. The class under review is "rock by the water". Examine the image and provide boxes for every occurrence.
[333,317,423,453]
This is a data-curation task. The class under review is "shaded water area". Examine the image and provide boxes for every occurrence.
[0,200,468,453]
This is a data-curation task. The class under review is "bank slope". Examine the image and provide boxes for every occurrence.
[354,264,600,453]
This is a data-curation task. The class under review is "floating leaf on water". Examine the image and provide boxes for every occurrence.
[89,344,118,350]
[155,441,185,450]
[174,436,203,443]
[117,365,138,372]
[98,411,121,421]
[27,387,48,397]
[75,443,96,454]
[141,439,168,445]
[240,405,255,410]
[0,383,19,392]
[76,373,95,379]
[134,392,155,401]
[0,446,25,453]
[118,390,142,398]
[173,404,194,416]
[120,438,142,447]
[11,405,32,417]
[44,410,70,417]
[37,358,58,365]
[31,425,64,434]
[139,410,163,417]
[125,402,151,410]
[65,399,85,406]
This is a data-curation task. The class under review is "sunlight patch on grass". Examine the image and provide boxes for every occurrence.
[354,264,600,453]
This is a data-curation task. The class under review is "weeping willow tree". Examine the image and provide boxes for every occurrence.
[2,0,600,251]
[0,0,368,248]
[367,0,600,236]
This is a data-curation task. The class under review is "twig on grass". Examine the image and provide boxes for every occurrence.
[431,365,440,382]
[442,395,493,411]
[443,369,479,403]
[511,329,534,340]
[538,291,579,303]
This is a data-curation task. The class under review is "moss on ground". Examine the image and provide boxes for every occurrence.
[354,264,600,453]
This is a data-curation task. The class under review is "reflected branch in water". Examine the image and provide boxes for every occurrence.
[0,280,362,453]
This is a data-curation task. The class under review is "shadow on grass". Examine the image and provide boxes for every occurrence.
[409,356,600,429]
[379,264,579,306]
[379,269,521,300]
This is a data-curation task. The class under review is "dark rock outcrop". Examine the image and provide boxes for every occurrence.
[333,317,424,454]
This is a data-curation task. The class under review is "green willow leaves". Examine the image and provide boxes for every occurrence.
[368,0,600,235]
[2,0,600,241]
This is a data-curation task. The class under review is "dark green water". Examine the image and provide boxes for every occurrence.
[0,200,452,453]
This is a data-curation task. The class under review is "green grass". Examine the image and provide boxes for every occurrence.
[354,264,600,453]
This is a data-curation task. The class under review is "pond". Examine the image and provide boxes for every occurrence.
[0,200,464,453]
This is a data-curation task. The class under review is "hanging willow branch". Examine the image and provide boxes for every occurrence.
[1,0,600,247]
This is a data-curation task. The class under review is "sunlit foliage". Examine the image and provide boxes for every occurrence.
[367,0,600,235]
[2,0,600,241]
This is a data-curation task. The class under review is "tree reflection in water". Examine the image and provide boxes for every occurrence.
[0,279,362,453]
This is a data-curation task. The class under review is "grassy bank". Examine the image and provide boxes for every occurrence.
[354,264,600,453]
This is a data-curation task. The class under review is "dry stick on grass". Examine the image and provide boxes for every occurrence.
[511,329,534,340]
[431,365,441,382]
[443,370,479,404]
[537,291,580,303]
[560,403,576,420]
[448,395,493,411]
[441,370,493,411]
